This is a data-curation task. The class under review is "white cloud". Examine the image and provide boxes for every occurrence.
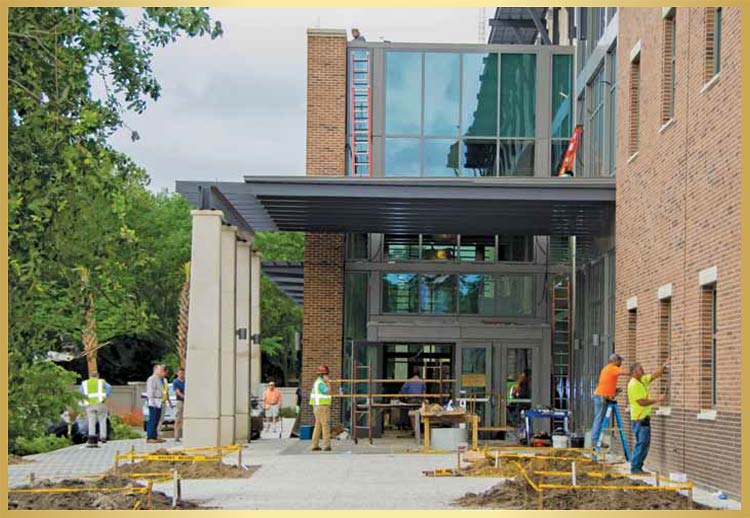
[108,8,481,192]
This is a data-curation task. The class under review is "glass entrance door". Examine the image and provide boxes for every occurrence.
[502,346,537,438]
[457,344,492,426]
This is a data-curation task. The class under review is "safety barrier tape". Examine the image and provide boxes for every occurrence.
[513,461,540,492]
[538,482,693,491]
[9,486,148,494]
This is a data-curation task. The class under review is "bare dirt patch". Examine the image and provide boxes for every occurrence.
[455,450,707,510]
[112,449,256,479]
[8,475,204,510]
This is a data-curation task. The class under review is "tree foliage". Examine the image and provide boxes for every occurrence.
[254,232,304,385]
[7,7,221,449]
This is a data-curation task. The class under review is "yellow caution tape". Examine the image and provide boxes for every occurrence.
[538,482,693,491]
[116,454,222,462]
[513,461,540,493]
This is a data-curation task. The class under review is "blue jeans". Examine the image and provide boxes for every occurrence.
[631,419,651,472]
[590,395,608,447]
[147,406,161,440]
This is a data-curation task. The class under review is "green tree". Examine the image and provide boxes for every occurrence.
[253,232,304,385]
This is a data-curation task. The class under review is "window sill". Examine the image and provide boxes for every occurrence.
[655,406,671,416]
[627,152,639,164]
[697,409,717,421]
[701,74,721,94]
[658,118,675,134]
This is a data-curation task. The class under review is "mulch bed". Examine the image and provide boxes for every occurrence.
[8,475,204,510]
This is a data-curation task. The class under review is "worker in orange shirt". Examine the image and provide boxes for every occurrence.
[590,353,630,448]
[262,381,283,432]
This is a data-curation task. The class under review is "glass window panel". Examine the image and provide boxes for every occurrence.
[385,138,420,177]
[459,275,495,314]
[421,234,457,261]
[346,233,368,260]
[384,234,420,261]
[498,235,534,262]
[424,139,460,177]
[420,274,456,313]
[506,348,533,401]
[461,347,488,400]
[495,275,534,316]
[588,68,605,177]
[500,54,536,137]
[551,140,568,176]
[551,55,573,139]
[424,53,460,136]
[461,139,496,177]
[344,273,368,340]
[497,140,534,176]
[463,53,498,137]
[382,273,419,313]
[459,235,496,262]
[385,52,422,135]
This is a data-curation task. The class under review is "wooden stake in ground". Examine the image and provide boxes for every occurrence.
[176,262,190,369]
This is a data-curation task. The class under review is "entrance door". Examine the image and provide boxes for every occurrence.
[500,345,540,434]
[456,343,492,426]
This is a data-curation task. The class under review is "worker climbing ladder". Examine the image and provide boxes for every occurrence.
[594,400,631,462]
[349,49,372,177]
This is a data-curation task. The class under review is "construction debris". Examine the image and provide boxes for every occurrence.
[8,475,204,510]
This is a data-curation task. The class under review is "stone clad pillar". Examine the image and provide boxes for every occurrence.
[183,210,223,447]
[234,240,252,441]
[250,251,262,393]
[219,225,237,445]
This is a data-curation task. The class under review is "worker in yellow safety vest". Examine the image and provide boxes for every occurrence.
[309,365,332,451]
[80,371,112,447]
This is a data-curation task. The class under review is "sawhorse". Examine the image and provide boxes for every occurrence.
[594,400,631,461]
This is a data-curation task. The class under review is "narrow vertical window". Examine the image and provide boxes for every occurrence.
[658,298,672,405]
[661,10,676,123]
[700,283,717,408]
[626,308,637,363]
[628,51,641,157]
[704,7,722,82]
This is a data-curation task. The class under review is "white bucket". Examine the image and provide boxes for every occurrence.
[552,434,570,448]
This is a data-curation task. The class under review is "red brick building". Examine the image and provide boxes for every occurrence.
[615,7,742,496]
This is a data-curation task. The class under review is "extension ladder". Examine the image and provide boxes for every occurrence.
[349,50,372,176]
[594,400,631,462]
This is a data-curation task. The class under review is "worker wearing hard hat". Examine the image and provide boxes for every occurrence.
[80,371,112,447]
[309,365,332,451]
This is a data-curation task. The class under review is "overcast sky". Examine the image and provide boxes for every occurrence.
[108,8,483,192]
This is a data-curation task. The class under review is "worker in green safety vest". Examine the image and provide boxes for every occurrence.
[80,371,112,447]
[309,365,332,451]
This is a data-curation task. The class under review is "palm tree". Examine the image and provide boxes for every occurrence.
[78,267,98,377]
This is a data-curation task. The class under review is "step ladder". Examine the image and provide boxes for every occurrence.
[351,363,373,445]
[349,50,371,177]
[594,400,631,462]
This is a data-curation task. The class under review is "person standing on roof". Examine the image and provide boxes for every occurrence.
[590,353,630,448]
[309,365,332,451]
[627,360,669,474]
[351,28,366,42]
[80,371,111,447]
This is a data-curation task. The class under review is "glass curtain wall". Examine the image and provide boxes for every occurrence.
[384,51,544,177]
[551,54,573,175]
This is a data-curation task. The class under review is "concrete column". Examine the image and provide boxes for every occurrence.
[219,225,237,445]
[234,241,252,441]
[183,210,223,448]
[250,251,262,393]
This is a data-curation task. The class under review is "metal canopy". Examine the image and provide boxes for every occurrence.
[176,176,614,240]
[262,261,303,305]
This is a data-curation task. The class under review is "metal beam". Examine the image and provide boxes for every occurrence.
[526,7,552,45]
[488,18,537,29]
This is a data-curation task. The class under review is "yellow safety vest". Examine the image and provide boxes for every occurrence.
[309,376,331,406]
[82,378,107,405]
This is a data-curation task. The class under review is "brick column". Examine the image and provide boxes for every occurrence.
[302,28,347,425]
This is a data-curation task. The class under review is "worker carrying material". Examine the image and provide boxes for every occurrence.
[309,365,332,452]
[627,359,670,474]
[590,353,630,448]
[80,371,112,448]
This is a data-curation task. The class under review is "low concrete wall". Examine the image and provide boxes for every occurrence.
[106,383,145,415]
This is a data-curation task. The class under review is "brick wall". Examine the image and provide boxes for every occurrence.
[302,29,347,425]
[615,8,742,497]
